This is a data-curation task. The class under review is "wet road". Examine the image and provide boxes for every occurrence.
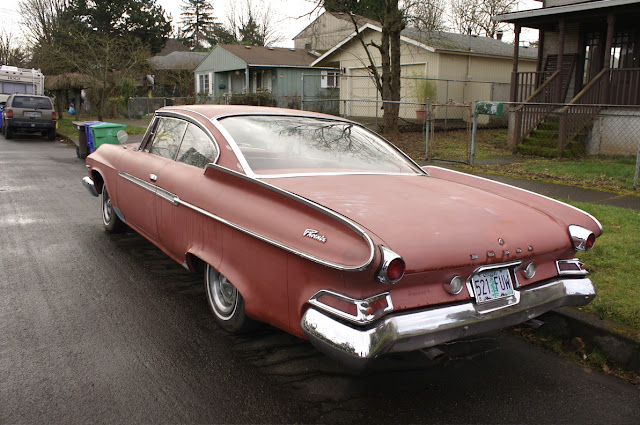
[1,135,639,423]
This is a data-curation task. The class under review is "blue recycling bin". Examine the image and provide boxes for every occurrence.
[83,121,103,153]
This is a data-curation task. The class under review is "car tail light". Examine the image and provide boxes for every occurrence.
[568,225,596,251]
[6,109,12,119]
[556,258,588,276]
[52,111,57,121]
[376,246,406,284]
[308,290,394,325]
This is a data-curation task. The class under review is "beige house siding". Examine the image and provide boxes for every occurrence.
[314,27,536,119]
[294,13,358,50]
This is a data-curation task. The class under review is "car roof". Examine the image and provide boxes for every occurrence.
[156,104,345,122]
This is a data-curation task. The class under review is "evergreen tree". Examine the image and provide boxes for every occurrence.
[68,0,172,54]
[180,0,215,49]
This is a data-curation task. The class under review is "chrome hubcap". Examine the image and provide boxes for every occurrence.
[207,267,237,318]
[102,191,112,224]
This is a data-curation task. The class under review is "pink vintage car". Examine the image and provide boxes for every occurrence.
[82,105,601,367]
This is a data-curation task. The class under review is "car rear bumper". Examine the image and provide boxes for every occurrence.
[5,119,55,130]
[301,277,596,368]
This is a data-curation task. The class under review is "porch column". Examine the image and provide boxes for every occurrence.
[603,13,616,104]
[510,23,521,103]
[510,23,522,149]
[557,18,565,103]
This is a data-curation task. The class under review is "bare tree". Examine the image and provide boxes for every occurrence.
[18,0,68,45]
[327,1,445,134]
[0,30,28,67]
[449,0,518,38]
[226,0,284,46]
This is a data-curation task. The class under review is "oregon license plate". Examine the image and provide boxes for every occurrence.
[27,112,39,118]
[471,268,515,304]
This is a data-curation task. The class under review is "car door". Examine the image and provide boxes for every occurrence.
[154,122,221,260]
[116,117,187,240]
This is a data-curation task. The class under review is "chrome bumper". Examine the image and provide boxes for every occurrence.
[301,277,596,368]
[82,176,99,197]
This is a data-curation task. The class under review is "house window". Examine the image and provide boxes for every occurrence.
[610,31,638,69]
[321,71,340,88]
[253,70,271,92]
[198,74,210,94]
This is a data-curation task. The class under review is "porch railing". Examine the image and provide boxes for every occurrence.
[513,70,562,145]
[558,68,609,155]
[609,68,640,105]
[515,71,554,102]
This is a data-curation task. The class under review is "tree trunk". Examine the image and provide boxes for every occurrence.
[381,0,403,136]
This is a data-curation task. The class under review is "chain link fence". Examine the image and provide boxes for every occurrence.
[125,78,640,189]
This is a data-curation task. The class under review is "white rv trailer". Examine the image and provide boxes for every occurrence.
[0,65,45,104]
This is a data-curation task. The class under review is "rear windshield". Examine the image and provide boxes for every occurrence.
[12,96,53,110]
[218,115,421,176]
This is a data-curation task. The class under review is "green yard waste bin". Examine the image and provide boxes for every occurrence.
[90,122,128,149]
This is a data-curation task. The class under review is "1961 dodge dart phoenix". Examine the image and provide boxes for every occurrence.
[82,105,602,367]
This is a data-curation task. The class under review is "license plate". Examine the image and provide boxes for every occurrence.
[27,112,39,118]
[471,268,515,304]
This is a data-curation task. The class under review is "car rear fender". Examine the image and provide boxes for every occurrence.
[423,166,603,237]
[196,164,377,272]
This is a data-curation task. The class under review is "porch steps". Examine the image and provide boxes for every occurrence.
[518,122,586,158]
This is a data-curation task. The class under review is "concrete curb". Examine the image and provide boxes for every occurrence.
[539,308,640,373]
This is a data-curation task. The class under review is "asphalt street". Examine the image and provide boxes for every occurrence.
[1,133,639,423]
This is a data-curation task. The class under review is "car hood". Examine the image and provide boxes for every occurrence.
[268,174,572,272]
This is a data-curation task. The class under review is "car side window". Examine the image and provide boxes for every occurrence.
[148,117,187,160]
[175,123,218,168]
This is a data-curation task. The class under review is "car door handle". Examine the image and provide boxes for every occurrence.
[149,174,158,182]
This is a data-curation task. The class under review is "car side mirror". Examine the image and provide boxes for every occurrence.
[117,130,129,147]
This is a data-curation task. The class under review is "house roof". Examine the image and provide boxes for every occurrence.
[218,44,320,67]
[495,0,640,23]
[402,28,538,60]
[149,51,208,70]
[292,11,379,41]
[311,23,537,66]
[156,39,191,56]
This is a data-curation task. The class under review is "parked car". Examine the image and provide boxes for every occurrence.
[82,105,602,368]
[1,94,56,140]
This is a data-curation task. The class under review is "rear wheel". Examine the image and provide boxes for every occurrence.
[102,185,125,233]
[5,125,13,139]
[205,264,251,332]
[47,128,56,140]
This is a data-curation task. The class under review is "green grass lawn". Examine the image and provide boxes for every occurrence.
[570,201,640,334]
[56,117,148,140]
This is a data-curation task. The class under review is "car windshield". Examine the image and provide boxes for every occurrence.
[218,115,421,176]
[12,96,52,109]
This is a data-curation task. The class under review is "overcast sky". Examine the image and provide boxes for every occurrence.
[0,0,540,49]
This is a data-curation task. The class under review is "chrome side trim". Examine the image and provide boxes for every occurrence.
[119,168,373,270]
[82,176,99,197]
[176,197,371,271]
[302,277,597,368]
[201,163,376,271]
[427,166,603,234]
[118,172,157,194]
[308,290,394,325]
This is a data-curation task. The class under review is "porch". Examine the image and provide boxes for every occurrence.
[496,0,640,156]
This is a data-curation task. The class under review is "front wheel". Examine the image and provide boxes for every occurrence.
[205,264,251,332]
[102,185,125,233]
